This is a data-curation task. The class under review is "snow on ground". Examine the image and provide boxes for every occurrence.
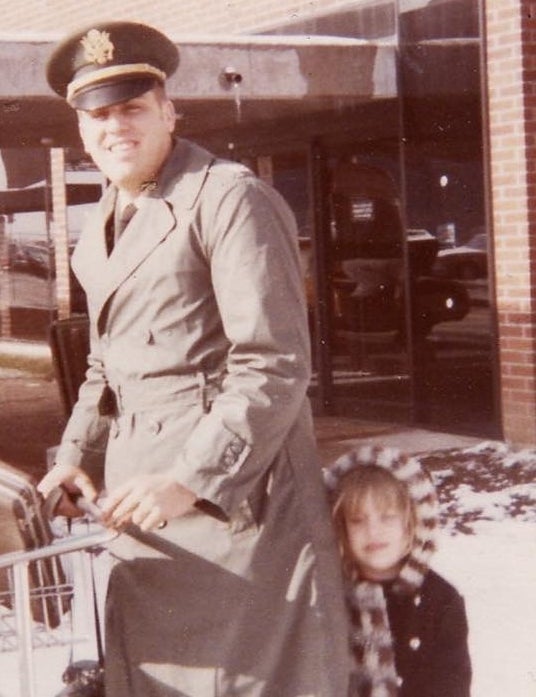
[434,522,536,697]
[420,441,536,534]
[422,442,536,697]
[1,441,535,696]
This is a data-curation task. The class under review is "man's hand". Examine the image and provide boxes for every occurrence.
[37,464,99,518]
[100,474,197,532]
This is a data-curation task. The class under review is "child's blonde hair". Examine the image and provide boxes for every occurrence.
[332,465,416,581]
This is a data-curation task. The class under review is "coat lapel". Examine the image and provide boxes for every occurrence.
[71,187,114,309]
[101,197,175,302]
[72,138,215,324]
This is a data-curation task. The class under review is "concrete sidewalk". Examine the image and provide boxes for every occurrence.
[314,414,484,465]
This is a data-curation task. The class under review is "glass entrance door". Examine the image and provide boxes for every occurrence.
[216,0,500,438]
[308,140,414,423]
[397,0,500,437]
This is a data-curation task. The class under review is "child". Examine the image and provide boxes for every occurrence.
[324,445,471,697]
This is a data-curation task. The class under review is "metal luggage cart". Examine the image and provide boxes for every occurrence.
[0,522,117,697]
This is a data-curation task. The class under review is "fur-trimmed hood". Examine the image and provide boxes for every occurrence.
[323,444,439,593]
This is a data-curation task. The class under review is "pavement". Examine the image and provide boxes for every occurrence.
[0,349,65,481]
[314,414,483,465]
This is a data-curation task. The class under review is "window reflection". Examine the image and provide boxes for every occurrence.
[0,152,101,339]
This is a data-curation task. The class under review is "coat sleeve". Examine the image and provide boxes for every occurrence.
[171,170,313,515]
[419,583,471,697]
[425,585,472,697]
[53,317,110,475]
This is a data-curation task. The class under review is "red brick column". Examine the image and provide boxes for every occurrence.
[0,215,11,338]
[49,148,71,319]
[486,0,536,445]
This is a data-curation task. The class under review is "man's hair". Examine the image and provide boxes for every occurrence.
[152,81,171,104]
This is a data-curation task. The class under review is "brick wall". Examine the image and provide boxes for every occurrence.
[0,0,354,36]
[485,0,536,445]
[0,216,11,337]
[50,148,70,319]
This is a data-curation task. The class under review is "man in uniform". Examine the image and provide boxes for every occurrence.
[39,21,350,696]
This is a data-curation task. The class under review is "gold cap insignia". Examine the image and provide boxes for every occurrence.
[81,29,114,66]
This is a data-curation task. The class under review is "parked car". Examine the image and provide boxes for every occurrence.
[7,242,30,272]
[299,227,470,342]
[298,160,471,352]
[23,241,56,278]
[432,232,488,280]
[332,235,470,340]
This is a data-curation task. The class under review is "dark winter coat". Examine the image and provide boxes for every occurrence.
[385,568,471,697]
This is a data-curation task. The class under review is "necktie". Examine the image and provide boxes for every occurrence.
[106,203,137,256]
[116,203,137,240]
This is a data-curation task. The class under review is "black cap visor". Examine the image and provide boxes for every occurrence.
[71,76,159,111]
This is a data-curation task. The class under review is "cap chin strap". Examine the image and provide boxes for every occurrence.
[67,62,166,104]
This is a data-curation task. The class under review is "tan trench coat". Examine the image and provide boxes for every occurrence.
[56,139,351,696]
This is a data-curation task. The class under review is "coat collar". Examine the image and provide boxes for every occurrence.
[72,138,215,320]
[148,137,215,209]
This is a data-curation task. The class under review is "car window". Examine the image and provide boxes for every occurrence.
[468,234,487,251]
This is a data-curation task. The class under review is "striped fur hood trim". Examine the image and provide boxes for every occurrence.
[324,444,439,594]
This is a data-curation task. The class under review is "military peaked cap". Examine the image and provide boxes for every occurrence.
[46,21,179,110]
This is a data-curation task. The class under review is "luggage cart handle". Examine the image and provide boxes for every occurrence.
[43,485,104,523]
[0,487,115,697]
[0,527,118,570]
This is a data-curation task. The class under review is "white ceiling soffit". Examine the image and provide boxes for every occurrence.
[0,35,397,102]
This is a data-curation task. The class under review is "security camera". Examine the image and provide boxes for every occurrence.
[221,67,243,86]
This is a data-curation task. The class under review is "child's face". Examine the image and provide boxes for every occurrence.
[345,490,411,582]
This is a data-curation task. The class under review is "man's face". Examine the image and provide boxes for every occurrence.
[77,88,176,195]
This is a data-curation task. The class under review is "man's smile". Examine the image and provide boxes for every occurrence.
[108,140,138,153]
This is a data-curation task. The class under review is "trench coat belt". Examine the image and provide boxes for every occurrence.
[103,371,225,415]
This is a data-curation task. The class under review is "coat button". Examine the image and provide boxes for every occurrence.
[147,419,161,435]
[142,329,153,344]
[413,594,422,607]
[396,676,404,687]
[409,636,421,651]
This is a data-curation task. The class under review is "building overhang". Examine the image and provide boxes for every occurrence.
[0,33,480,153]
[0,35,397,148]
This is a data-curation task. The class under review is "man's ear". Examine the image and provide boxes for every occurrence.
[163,99,176,134]
[76,111,90,154]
